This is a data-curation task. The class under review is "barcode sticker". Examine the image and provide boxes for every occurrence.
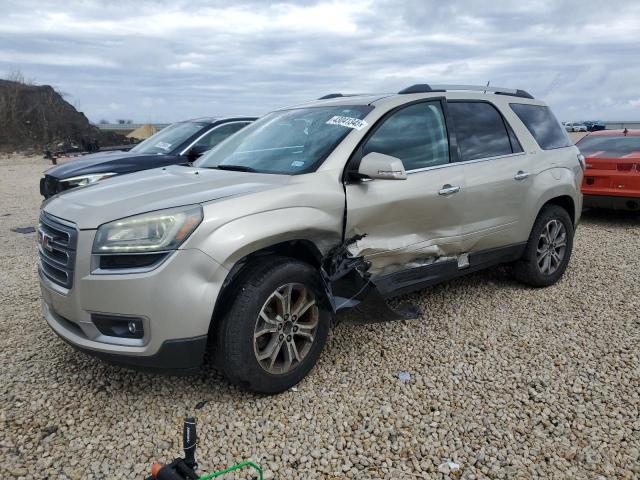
[326,116,368,131]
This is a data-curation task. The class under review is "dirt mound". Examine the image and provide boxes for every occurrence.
[0,79,125,152]
[127,123,159,140]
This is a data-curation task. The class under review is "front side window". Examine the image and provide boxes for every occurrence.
[130,122,208,155]
[195,122,250,149]
[196,106,372,174]
[510,103,572,150]
[448,102,515,161]
[362,102,449,171]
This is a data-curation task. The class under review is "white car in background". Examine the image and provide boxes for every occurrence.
[564,122,588,132]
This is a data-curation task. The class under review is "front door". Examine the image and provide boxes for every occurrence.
[344,99,465,279]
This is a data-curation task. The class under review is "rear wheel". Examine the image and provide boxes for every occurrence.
[511,205,574,287]
[215,257,330,394]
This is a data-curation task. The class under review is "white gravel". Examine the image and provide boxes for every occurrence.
[1,155,639,479]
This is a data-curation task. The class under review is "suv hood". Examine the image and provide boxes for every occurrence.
[44,150,179,179]
[42,165,290,229]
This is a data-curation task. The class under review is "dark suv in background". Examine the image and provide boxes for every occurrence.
[583,120,606,132]
[40,117,256,198]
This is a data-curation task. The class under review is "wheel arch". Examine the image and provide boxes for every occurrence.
[529,166,580,228]
[207,239,328,340]
[542,194,576,225]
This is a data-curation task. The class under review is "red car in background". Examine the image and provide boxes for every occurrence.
[577,129,640,211]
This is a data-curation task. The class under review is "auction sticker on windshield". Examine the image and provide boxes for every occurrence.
[326,116,368,131]
[155,142,172,151]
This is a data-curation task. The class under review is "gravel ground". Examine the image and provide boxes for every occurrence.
[1,155,639,479]
[568,132,589,144]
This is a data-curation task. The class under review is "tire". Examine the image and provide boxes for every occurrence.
[214,256,331,394]
[511,205,574,287]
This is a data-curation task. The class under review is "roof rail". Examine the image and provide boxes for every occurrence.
[317,93,375,100]
[397,84,434,94]
[398,84,534,99]
[318,93,344,100]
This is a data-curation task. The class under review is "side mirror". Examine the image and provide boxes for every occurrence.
[187,145,209,162]
[357,152,407,180]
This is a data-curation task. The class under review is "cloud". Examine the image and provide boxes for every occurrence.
[140,97,167,108]
[167,62,200,71]
[0,0,638,122]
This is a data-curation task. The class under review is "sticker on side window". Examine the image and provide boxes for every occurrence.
[291,160,305,168]
[155,142,172,151]
[326,116,368,131]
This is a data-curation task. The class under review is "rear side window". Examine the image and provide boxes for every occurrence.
[510,104,572,150]
[363,101,449,170]
[448,102,518,161]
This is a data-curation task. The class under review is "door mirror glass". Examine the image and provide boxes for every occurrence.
[358,152,407,180]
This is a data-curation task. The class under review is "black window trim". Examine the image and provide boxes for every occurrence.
[343,96,458,182]
[446,98,525,163]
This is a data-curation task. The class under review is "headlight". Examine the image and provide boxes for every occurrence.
[61,172,118,187]
[92,205,203,253]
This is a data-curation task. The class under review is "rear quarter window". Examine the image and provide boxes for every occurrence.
[510,104,572,150]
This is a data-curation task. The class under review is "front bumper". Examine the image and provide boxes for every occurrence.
[40,230,229,372]
[48,316,208,374]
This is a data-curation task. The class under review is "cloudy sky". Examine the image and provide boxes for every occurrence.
[1,0,639,123]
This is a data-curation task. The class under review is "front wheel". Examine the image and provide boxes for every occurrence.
[511,205,574,287]
[215,257,330,394]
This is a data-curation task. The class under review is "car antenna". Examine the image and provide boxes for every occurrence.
[484,80,490,94]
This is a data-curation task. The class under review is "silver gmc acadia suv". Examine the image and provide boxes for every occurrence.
[38,84,583,393]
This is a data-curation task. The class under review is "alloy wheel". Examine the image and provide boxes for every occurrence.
[536,219,567,275]
[253,283,319,375]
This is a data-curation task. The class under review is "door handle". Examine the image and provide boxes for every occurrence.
[514,171,530,181]
[438,184,460,195]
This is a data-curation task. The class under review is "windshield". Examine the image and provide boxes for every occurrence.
[130,122,208,155]
[577,135,640,156]
[195,105,373,174]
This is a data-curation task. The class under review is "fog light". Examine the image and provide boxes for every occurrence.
[92,314,144,339]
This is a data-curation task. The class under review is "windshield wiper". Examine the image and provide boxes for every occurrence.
[215,164,257,173]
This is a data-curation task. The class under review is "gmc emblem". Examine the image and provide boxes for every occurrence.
[38,229,54,252]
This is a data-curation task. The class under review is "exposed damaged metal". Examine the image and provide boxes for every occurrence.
[320,235,421,323]
[345,234,458,277]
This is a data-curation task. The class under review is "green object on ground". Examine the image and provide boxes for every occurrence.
[198,461,263,480]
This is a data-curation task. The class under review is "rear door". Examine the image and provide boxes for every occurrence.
[447,100,534,252]
[344,99,465,278]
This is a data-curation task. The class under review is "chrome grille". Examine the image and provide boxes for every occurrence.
[38,213,78,289]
